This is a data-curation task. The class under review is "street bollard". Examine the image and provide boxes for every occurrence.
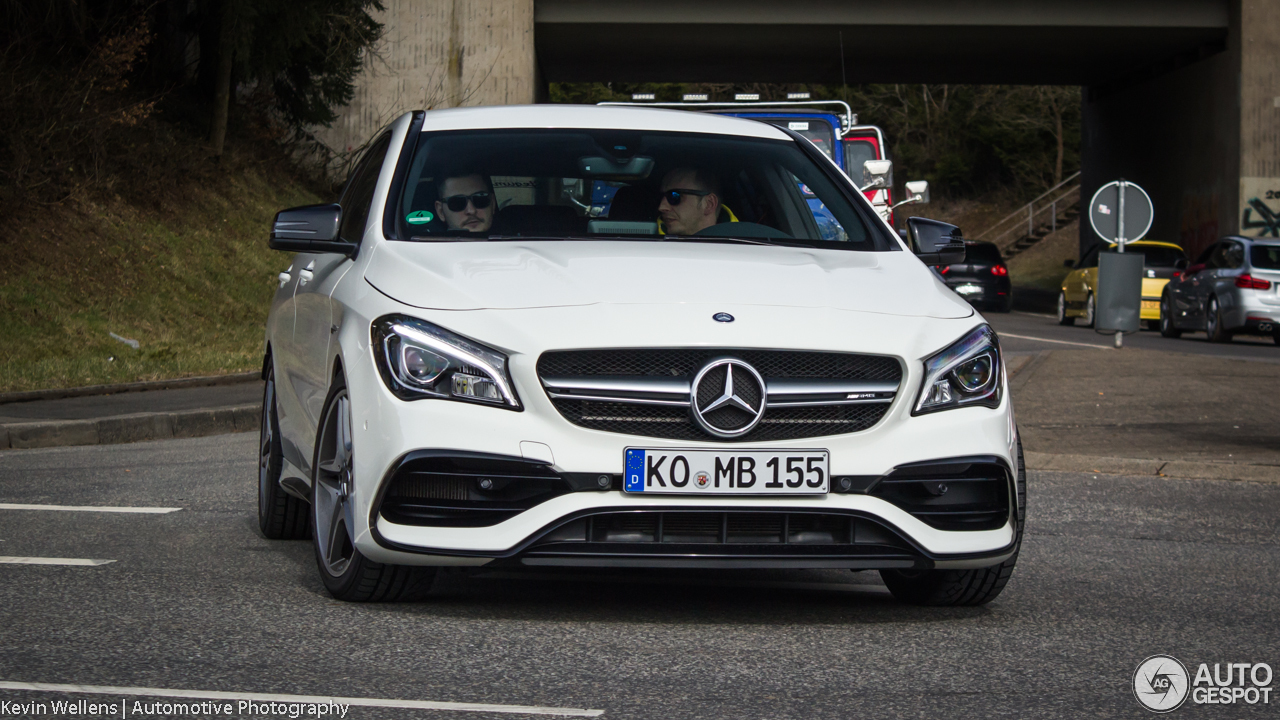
[1097,251,1144,347]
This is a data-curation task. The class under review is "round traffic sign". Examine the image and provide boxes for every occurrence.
[1089,180,1153,245]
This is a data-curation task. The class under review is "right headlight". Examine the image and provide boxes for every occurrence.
[913,324,1002,415]
[371,315,521,410]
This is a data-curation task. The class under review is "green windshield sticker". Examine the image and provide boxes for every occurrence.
[406,210,433,225]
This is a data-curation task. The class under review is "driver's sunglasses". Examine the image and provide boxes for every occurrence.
[661,189,710,206]
[442,192,492,212]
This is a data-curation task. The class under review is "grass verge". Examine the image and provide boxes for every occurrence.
[0,171,318,392]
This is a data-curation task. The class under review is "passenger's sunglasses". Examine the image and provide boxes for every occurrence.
[442,192,492,212]
[661,189,710,206]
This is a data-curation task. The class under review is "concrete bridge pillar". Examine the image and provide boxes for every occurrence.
[311,0,535,158]
[1081,0,1280,259]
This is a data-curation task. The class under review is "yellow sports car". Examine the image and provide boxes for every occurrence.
[1057,241,1188,327]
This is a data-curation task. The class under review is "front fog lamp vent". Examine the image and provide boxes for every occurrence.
[914,325,1001,415]
[373,315,521,410]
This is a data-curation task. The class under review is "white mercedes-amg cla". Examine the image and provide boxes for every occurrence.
[258,105,1024,606]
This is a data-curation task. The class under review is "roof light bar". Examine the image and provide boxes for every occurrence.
[682,93,708,102]
[787,92,811,100]
[631,93,655,101]
[734,93,760,101]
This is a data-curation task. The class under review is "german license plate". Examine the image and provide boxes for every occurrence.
[1142,300,1160,310]
[624,448,829,495]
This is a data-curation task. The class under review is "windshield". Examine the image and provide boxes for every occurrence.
[395,129,882,250]
[1251,244,1280,270]
[1109,244,1186,267]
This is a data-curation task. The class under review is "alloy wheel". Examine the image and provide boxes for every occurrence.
[314,390,355,577]
[1084,293,1096,327]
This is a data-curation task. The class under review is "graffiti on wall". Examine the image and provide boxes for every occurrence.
[1240,177,1280,237]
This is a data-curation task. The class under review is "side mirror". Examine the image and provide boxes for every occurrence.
[1064,259,1076,268]
[1175,258,1189,270]
[861,159,893,192]
[269,204,355,255]
[891,180,929,210]
[908,217,966,266]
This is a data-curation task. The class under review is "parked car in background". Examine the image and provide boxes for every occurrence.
[1058,241,1186,328]
[1160,236,1280,344]
[938,242,1012,313]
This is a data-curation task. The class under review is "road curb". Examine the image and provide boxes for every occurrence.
[1025,451,1280,483]
[1,404,259,450]
[0,372,261,406]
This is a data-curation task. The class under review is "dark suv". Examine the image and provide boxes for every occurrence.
[937,241,1012,312]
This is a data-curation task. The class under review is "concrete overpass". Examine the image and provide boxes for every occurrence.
[316,0,1280,259]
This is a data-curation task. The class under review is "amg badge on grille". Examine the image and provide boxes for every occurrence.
[690,358,766,438]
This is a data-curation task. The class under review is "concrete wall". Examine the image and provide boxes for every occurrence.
[1238,0,1280,239]
[311,0,535,158]
[1081,0,1280,259]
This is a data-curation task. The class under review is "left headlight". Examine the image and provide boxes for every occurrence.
[913,324,1002,415]
[372,315,522,410]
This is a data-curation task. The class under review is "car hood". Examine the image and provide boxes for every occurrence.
[364,240,973,319]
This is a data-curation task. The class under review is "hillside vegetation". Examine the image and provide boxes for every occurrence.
[0,155,319,392]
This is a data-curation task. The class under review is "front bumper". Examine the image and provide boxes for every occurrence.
[341,322,1019,569]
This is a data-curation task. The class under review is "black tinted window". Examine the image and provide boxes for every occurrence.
[1251,244,1280,269]
[965,243,1003,264]
[843,139,877,180]
[339,133,393,243]
[1080,245,1100,268]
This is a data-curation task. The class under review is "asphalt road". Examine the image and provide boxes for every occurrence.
[987,310,1280,362]
[1,433,1278,718]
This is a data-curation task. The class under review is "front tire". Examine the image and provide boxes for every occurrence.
[1056,292,1075,326]
[880,439,1025,606]
[1159,293,1182,338]
[312,376,436,602]
[1082,292,1096,328]
[1206,296,1231,343]
[258,364,308,539]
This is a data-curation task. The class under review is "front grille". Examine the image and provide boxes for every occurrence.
[523,510,920,566]
[539,349,902,441]
[870,457,1012,531]
[538,349,901,381]
[549,399,891,442]
[380,454,572,527]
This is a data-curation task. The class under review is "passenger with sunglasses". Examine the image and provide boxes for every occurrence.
[434,173,495,232]
[658,168,723,236]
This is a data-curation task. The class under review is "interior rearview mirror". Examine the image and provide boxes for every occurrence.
[861,159,893,192]
[907,217,966,266]
[269,204,355,255]
[579,155,654,180]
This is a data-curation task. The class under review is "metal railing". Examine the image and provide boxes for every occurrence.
[973,171,1082,250]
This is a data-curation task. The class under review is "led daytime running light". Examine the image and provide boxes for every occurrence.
[913,325,1002,415]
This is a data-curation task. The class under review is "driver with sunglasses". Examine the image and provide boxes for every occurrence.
[434,173,495,232]
[658,167,725,236]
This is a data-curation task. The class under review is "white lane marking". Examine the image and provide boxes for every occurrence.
[0,557,115,566]
[998,332,1113,349]
[0,681,605,717]
[0,503,182,514]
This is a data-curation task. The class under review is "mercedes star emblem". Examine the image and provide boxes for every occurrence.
[712,312,734,323]
[690,358,766,438]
